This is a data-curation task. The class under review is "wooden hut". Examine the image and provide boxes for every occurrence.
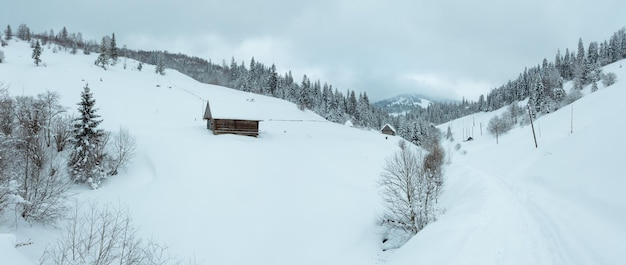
[381,124,396,136]
[203,100,261,137]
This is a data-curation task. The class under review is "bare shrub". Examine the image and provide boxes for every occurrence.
[487,115,513,136]
[0,179,20,217]
[105,127,136,176]
[602,72,617,87]
[51,115,73,152]
[423,141,445,202]
[40,202,190,265]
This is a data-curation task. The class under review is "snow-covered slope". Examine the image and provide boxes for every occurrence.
[387,61,626,264]
[2,39,626,265]
[0,40,401,264]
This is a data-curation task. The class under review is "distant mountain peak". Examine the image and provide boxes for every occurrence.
[373,93,457,115]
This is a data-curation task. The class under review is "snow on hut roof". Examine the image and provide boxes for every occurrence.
[381,123,396,132]
[204,98,263,121]
[194,84,326,122]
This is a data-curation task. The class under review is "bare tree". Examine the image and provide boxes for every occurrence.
[0,178,20,218]
[379,140,422,234]
[37,91,66,147]
[51,114,73,152]
[422,139,445,206]
[13,95,72,223]
[379,140,445,250]
[105,127,136,176]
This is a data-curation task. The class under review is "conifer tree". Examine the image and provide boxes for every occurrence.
[268,64,278,96]
[110,33,118,64]
[4,25,12,40]
[155,55,165,75]
[59,26,69,45]
[553,78,566,103]
[68,84,106,189]
[591,80,598,92]
[95,37,109,69]
[32,40,42,66]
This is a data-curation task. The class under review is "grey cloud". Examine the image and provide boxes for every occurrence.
[4,0,626,101]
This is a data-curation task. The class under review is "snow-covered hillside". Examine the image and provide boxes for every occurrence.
[387,61,626,264]
[0,40,401,264]
[2,39,626,265]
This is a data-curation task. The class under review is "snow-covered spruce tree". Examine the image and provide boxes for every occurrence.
[68,84,107,189]
[0,50,4,63]
[32,40,42,66]
[95,37,109,70]
[4,25,12,40]
[155,55,165,75]
[109,33,118,64]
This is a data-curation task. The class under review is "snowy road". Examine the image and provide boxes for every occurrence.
[459,163,575,264]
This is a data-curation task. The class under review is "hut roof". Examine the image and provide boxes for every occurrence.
[381,123,396,132]
[203,98,263,121]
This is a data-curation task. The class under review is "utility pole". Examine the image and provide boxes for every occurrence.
[571,104,574,134]
[495,124,498,144]
[527,104,538,148]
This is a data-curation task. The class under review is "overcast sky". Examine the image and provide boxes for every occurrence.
[4,0,625,101]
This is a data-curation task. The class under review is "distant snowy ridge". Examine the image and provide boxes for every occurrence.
[373,94,456,115]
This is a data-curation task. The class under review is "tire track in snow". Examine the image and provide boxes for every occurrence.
[460,164,573,265]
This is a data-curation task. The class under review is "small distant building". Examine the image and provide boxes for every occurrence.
[381,124,396,136]
[203,100,261,137]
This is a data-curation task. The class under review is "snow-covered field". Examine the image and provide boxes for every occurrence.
[1,39,626,264]
[0,40,399,265]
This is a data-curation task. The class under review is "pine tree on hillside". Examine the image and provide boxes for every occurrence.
[110,33,118,64]
[4,25,12,40]
[32,40,42,66]
[268,64,278,96]
[155,54,165,75]
[553,77,566,103]
[95,37,109,70]
[59,26,69,46]
[591,80,598,92]
[529,76,545,114]
[68,84,106,189]
[575,38,588,83]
